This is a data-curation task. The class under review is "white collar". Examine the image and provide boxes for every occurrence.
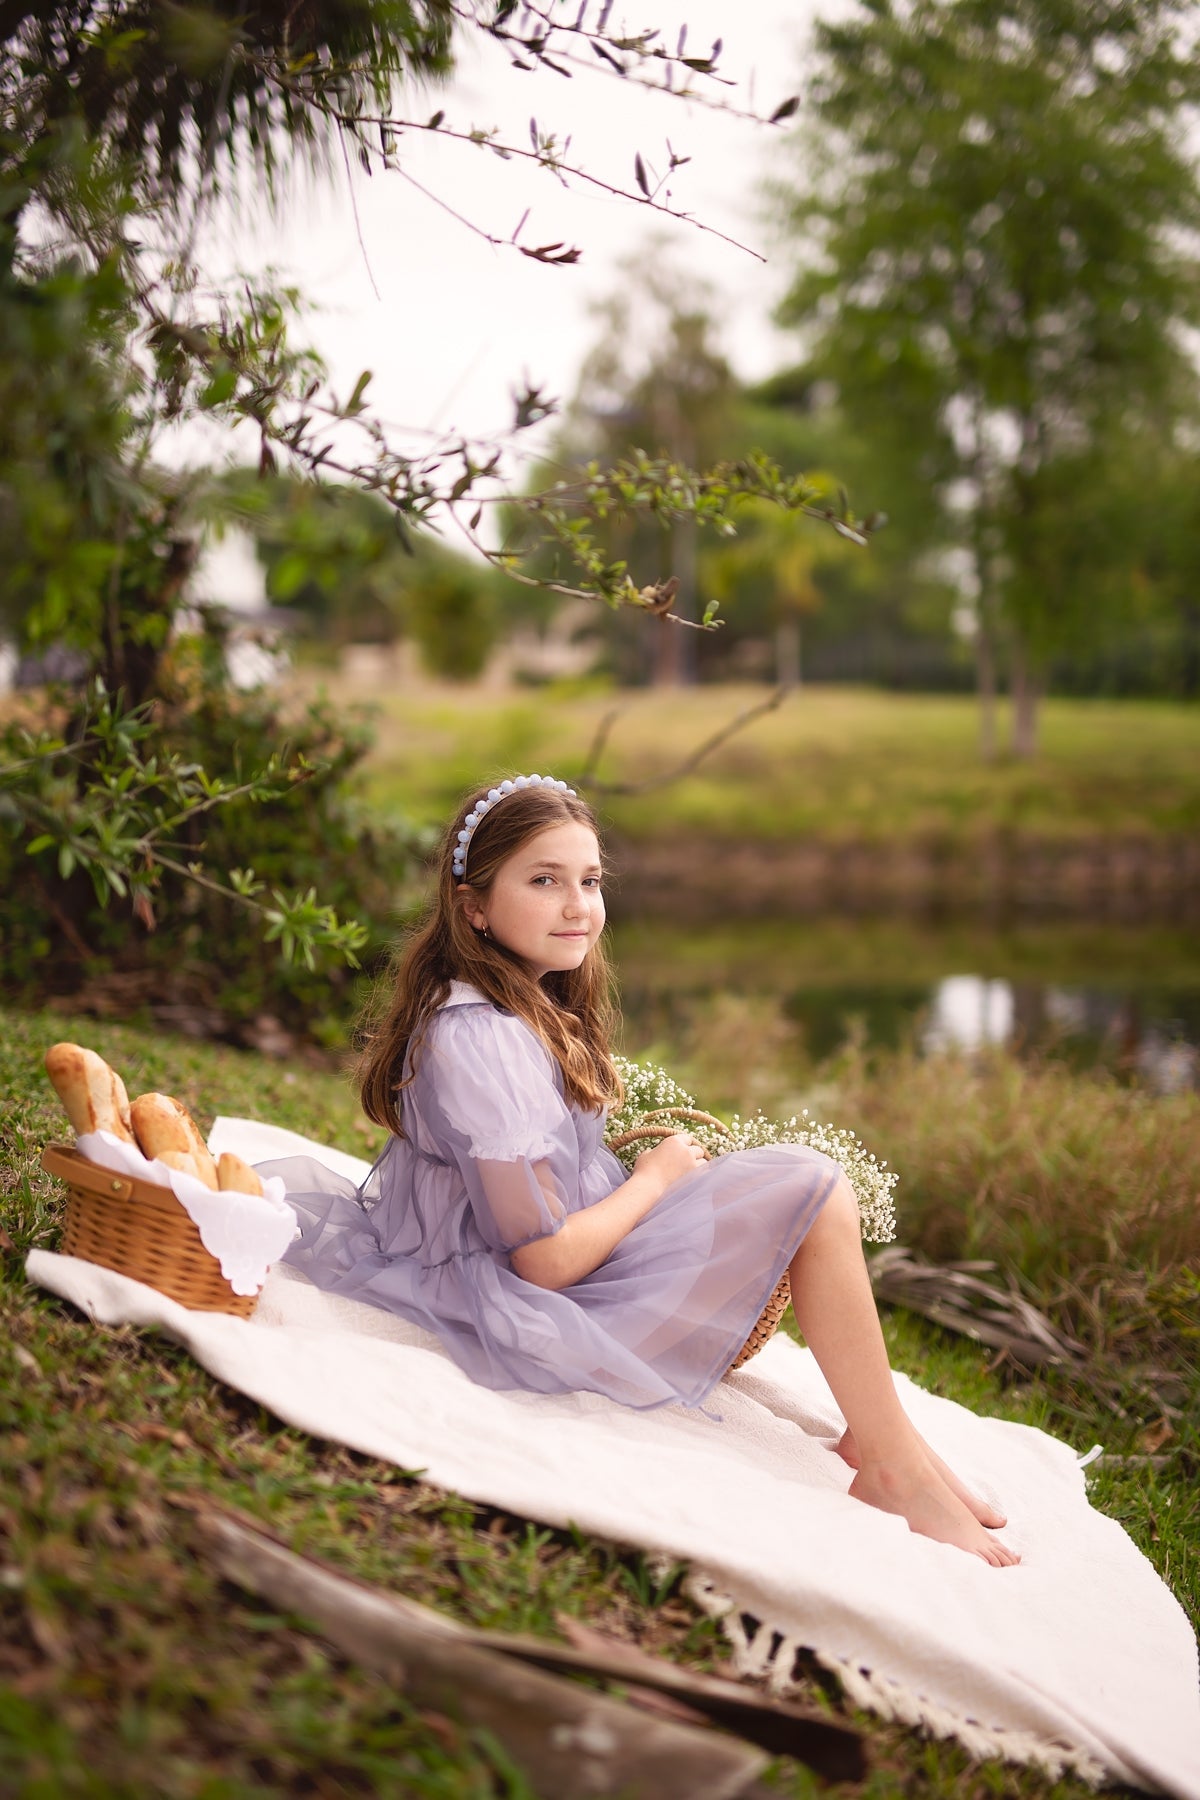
[441,979,489,1009]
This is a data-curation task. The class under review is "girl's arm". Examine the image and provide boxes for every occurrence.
[509,1134,706,1291]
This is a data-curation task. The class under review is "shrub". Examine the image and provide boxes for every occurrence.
[2,665,425,1047]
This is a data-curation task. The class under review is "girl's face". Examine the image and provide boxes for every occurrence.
[460,821,605,979]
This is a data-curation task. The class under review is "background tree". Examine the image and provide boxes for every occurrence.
[775,0,1200,756]
[710,369,959,688]
[2,3,866,1030]
[534,269,942,689]
[0,1,454,704]
[548,251,740,685]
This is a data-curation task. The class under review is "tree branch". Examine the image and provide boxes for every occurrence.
[577,706,621,784]
[183,1501,864,1783]
[582,687,790,795]
[260,72,766,262]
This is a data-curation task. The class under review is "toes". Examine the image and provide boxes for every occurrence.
[979,1539,1020,1568]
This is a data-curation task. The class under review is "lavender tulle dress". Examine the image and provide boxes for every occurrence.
[262,982,840,1411]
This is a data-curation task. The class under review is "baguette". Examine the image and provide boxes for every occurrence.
[44,1043,135,1143]
[216,1151,264,1198]
[156,1149,210,1185]
[130,1093,219,1191]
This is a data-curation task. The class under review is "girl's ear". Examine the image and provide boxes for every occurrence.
[456,883,487,933]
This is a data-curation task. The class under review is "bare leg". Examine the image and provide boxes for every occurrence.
[789,1177,1018,1566]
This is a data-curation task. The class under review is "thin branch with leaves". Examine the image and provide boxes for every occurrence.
[6,685,369,970]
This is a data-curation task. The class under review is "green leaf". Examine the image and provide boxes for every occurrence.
[346,369,373,415]
[198,367,239,409]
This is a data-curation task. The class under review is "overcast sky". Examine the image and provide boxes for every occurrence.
[196,2,832,486]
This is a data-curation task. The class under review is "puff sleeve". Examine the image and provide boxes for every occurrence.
[409,1005,579,1255]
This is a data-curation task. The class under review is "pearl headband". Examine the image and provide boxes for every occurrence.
[452,774,577,879]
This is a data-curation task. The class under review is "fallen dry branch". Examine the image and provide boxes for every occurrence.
[868,1245,1087,1370]
[184,1501,865,1796]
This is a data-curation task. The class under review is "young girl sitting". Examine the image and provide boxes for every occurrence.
[266,775,1016,1566]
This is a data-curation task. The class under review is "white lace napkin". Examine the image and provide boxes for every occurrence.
[74,1129,298,1297]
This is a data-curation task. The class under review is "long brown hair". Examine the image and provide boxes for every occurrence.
[357,781,622,1132]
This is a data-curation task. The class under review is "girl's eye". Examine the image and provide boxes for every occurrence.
[583,876,602,888]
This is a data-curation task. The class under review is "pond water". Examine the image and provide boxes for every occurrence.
[611,920,1200,1094]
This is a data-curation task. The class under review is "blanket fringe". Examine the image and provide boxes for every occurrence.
[685,1571,1112,1789]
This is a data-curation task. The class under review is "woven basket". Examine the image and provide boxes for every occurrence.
[605,1113,791,1374]
[41,1142,258,1318]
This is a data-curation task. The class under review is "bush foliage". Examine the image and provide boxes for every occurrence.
[2,658,422,1045]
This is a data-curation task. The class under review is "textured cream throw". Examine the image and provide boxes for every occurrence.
[27,1117,1200,1800]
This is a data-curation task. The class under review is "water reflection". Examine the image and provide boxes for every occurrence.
[923,977,1013,1052]
[891,977,1196,1093]
[613,922,1200,1095]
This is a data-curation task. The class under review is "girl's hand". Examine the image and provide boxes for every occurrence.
[633,1131,710,1197]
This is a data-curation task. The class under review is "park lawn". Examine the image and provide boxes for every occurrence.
[1,1004,1197,1798]
[302,675,1200,843]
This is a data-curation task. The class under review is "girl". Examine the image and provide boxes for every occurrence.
[268,775,1015,1566]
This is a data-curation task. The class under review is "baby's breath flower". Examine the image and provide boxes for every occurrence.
[607,1055,898,1243]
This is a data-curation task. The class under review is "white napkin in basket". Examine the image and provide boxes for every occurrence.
[75,1129,297,1296]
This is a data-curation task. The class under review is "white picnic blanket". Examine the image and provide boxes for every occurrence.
[27,1116,1200,1800]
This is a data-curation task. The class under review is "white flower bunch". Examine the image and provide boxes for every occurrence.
[607,1055,898,1244]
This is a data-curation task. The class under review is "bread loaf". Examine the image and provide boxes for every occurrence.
[156,1149,211,1186]
[44,1043,135,1142]
[130,1093,219,1191]
[216,1151,264,1198]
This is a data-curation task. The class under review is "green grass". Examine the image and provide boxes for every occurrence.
[302,676,1200,844]
[2,1004,1196,1797]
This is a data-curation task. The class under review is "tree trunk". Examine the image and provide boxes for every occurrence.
[776,617,802,688]
[99,533,196,709]
[967,448,998,763]
[653,612,683,686]
[653,520,697,687]
[975,608,998,762]
[1010,636,1041,759]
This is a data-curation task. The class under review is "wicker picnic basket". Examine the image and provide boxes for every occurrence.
[606,1109,791,1375]
[40,1141,258,1318]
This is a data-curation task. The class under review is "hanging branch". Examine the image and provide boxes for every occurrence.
[258,70,766,263]
[139,283,880,624]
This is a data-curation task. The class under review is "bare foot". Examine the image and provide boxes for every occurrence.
[836,1427,1007,1530]
[848,1453,1020,1566]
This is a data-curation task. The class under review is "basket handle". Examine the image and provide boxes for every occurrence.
[607,1120,726,1155]
[641,1106,731,1135]
[606,1123,681,1153]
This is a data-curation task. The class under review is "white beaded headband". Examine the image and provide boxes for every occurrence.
[452,774,577,880]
